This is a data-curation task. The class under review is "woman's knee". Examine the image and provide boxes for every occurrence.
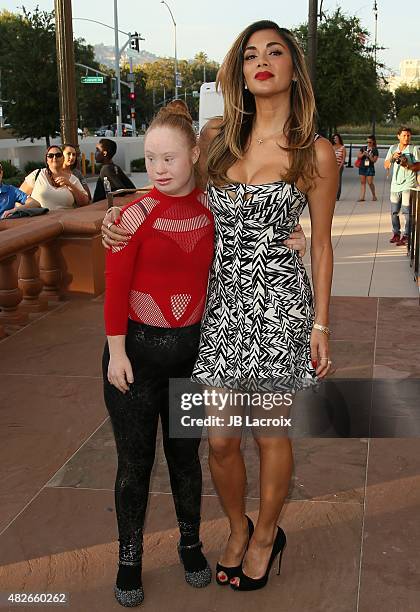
[208,436,241,461]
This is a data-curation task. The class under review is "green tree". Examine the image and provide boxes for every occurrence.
[0,7,116,142]
[0,7,59,143]
[394,85,420,123]
[294,8,391,134]
[137,53,219,120]
[74,38,114,129]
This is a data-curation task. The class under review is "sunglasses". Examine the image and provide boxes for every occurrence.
[47,152,63,159]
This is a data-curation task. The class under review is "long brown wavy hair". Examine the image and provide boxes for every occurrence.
[207,20,318,190]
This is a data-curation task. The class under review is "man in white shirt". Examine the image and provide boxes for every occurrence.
[384,127,420,246]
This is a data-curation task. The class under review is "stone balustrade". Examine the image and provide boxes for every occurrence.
[0,190,148,336]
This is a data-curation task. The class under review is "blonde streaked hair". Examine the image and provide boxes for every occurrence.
[207,20,318,190]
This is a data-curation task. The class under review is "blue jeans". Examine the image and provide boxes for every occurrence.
[390,191,410,237]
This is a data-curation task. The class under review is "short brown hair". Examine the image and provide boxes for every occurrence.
[398,126,412,135]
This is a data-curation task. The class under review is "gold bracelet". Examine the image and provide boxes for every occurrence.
[313,323,331,336]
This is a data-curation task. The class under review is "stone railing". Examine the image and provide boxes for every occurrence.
[0,191,148,338]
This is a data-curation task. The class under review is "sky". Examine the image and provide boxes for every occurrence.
[3,0,420,74]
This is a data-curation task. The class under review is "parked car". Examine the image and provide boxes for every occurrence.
[94,123,136,137]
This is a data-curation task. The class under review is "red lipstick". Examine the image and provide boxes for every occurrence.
[255,71,274,80]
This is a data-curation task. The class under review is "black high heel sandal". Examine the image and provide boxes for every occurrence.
[230,526,286,592]
[177,540,212,587]
[215,515,254,586]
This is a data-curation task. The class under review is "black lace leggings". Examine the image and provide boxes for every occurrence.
[102,320,203,562]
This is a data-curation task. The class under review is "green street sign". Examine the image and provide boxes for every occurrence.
[81,76,104,84]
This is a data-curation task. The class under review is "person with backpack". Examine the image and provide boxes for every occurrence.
[92,139,136,202]
[384,126,420,246]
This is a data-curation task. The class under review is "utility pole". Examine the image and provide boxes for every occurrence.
[114,0,122,136]
[372,0,378,136]
[161,1,179,99]
[54,0,78,145]
[307,0,318,87]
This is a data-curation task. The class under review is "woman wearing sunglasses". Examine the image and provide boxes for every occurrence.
[19,145,89,209]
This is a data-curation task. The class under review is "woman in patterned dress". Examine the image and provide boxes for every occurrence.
[191,21,337,591]
[101,20,335,595]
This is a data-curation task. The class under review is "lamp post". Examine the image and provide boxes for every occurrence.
[161,1,178,99]
[113,0,123,136]
[372,0,378,136]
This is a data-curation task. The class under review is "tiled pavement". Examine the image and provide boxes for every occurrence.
[0,164,419,611]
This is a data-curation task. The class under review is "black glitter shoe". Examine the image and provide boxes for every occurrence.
[114,532,145,607]
[114,561,144,607]
[177,540,212,588]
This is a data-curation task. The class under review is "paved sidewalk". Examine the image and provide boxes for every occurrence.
[300,160,418,298]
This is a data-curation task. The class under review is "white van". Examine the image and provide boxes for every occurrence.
[199,82,224,133]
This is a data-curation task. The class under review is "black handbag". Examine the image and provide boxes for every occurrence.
[6,207,49,218]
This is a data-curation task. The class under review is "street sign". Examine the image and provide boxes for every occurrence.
[81,76,104,84]
[176,72,182,88]
[192,90,199,98]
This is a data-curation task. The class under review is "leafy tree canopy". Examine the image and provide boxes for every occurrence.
[294,8,392,133]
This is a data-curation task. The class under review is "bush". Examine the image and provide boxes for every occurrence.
[131,157,146,172]
[0,159,20,179]
[3,175,25,187]
[23,160,45,174]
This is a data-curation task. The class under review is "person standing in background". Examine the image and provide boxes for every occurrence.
[384,127,420,246]
[357,135,378,202]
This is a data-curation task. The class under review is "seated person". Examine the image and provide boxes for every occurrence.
[62,143,92,202]
[0,162,40,218]
[93,139,136,202]
[20,146,89,209]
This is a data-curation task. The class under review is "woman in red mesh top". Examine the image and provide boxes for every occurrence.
[103,102,214,607]
[102,100,307,608]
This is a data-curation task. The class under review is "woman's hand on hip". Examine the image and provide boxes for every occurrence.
[108,353,134,393]
[282,223,307,258]
[310,328,332,378]
[102,207,130,249]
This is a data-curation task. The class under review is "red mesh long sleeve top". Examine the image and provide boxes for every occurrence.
[104,187,214,335]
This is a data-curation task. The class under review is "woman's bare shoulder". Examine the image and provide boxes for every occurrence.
[314,136,336,167]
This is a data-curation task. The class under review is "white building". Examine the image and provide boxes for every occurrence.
[388,59,420,92]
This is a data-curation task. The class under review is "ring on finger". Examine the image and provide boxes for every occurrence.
[106,222,114,230]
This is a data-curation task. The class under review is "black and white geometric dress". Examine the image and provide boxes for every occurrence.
[191,179,318,390]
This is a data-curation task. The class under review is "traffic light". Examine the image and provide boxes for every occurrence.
[129,91,136,103]
[130,32,140,53]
